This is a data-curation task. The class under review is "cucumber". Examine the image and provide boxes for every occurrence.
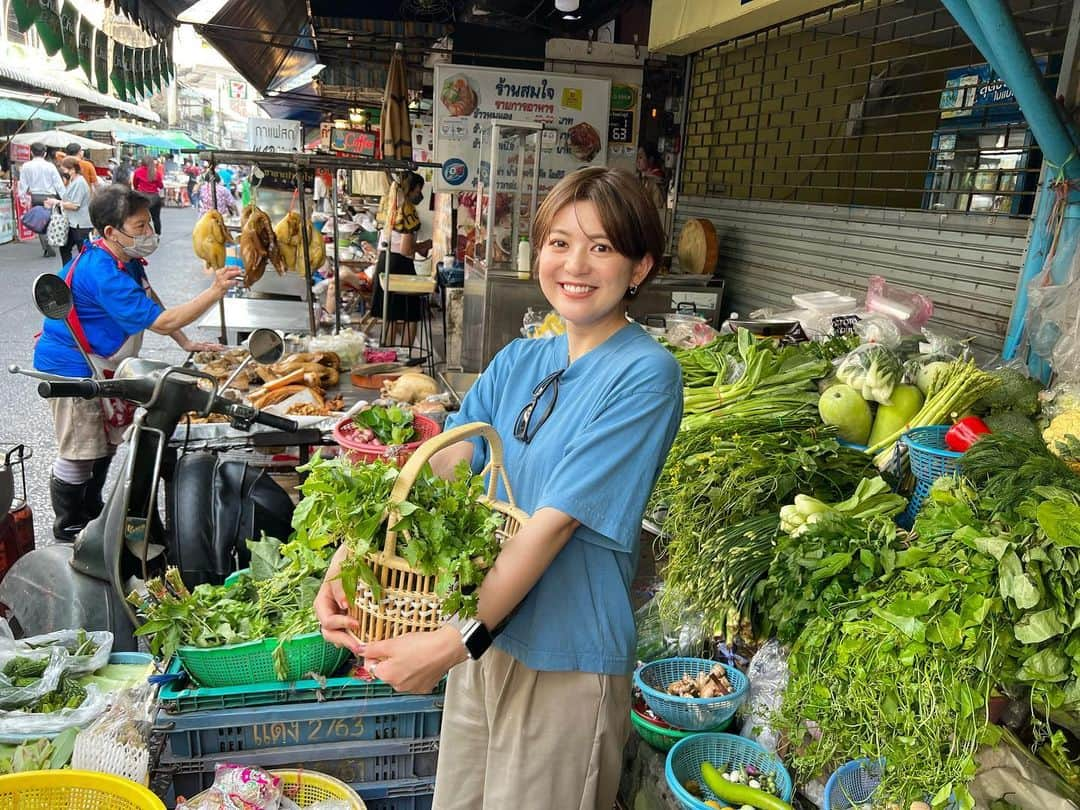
[699,762,792,810]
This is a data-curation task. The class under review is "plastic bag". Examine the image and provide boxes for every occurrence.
[0,683,109,743]
[521,308,565,339]
[179,763,283,810]
[71,684,154,784]
[738,639,790,754]
[1026,244,1080,368]
[0,647,67,710]
[835,343,902,404]
[865,275,933,333]
[666,319,721,349]
[0,620,112,676]
[855,312,904,348]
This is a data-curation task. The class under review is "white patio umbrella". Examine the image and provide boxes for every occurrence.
[8,130,113,150]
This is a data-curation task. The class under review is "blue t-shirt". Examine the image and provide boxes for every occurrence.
[33,243,164,377]
[445,323,683,675]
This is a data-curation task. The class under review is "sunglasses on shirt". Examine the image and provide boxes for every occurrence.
[514,368,566,444]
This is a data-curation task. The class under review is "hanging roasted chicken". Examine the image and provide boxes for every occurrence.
[239,205,284,287]
[192,210,227,269]
[274,212,303,272]
[306,218,326,272]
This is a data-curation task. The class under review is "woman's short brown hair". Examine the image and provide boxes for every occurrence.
[531,167,665,296]
[60,156,81,173]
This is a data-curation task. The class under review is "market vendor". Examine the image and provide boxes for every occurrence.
[369,172,433,344]
[32,184,242,544]
[315,167,681,810]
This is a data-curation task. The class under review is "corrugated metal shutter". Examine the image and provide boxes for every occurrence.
[675,196,1029,354]
[673,0,1071,355]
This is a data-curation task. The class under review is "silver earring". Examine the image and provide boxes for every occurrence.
[629,285,638,296]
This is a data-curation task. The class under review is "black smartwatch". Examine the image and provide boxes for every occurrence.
[455,617,493,660]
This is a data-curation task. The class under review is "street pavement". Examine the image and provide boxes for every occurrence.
[0,205,208,547]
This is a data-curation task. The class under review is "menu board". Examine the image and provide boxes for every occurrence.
[433,63,611,195]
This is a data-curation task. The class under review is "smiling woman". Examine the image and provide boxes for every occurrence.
[314,167,683,810]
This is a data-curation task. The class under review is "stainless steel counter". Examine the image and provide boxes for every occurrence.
[196,297,312,344]
[462,261,725,372]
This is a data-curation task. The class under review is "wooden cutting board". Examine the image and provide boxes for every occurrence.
[677,218,719,275]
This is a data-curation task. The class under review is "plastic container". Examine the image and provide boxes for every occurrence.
[0,770,165,809]
[634,657,749,731]
[176,632,350,688]
[792,291,857,312]
[898,425,962,527]
[665,733,794,809]
[332,412,442,466]
[516,236,531,280]
[823,758,884,810]
[157,656,446,715]
[629,698,731,753]
[155,693,443,758]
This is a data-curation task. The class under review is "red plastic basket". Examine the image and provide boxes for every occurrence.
[332,412,442,465]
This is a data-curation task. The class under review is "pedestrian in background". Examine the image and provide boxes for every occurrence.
[45,157,93,267]
[20,142,65,258]
[65,142,99,197]
[131,156,164,235]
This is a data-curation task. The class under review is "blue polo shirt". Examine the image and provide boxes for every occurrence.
[33,243,164,377]
[445,323,682,675]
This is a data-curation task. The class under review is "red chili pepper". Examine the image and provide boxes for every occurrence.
[945,416,991,452]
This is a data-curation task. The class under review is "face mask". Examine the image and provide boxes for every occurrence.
[117,228,159,259]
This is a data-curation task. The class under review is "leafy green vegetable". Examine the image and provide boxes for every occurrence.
[299,453,503,620]
[353,405,416,445]
[0,729,76,774]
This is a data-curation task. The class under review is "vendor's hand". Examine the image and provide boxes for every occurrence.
[183,340,226,352]
[361,625,467,694]
[315,572,363,656]
[210,265,243,296]
[43,198,58,208]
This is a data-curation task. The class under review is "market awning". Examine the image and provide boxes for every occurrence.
[192,0,318,95]
[0,59,159,122]
[0,98,78,122]
[161,130,201,150]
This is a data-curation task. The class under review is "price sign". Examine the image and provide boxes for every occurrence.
[608,110,634,146]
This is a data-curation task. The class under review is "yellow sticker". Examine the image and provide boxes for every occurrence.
[562,88,583,110]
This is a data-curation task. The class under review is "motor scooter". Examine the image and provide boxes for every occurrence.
[1,274,305,649]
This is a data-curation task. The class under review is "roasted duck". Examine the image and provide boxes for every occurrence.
[239,205,284,287]
[274,212,303,272]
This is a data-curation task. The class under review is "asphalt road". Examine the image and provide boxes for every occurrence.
[0,205,209,547]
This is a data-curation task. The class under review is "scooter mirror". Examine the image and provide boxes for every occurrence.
[33,273,73,321]
[246,329,284,365]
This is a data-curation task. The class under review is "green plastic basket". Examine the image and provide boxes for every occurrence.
[177,632,350,688]
[630,706,732,752]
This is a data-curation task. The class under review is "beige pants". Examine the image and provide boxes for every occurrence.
[432,646,631,810]
[49,396,111,460]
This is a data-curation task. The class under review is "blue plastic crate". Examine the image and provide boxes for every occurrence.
[155,693,443,758]
[166,775,435,810]
[163,737,438,802]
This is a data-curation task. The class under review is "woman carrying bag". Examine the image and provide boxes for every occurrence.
[45,157,93,266]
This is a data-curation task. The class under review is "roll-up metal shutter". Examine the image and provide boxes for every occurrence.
[674,0,1071,355]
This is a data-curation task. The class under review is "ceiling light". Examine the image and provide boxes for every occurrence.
[333,119,348,129]
[562,12,581,19]
[349,107,367,126]
[555,0,579,11]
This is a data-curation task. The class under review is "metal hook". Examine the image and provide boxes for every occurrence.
[587,30,594,55]
[633,34,640,60]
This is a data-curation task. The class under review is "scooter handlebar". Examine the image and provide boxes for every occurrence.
[253,411,299,432]
[37,379,100,399]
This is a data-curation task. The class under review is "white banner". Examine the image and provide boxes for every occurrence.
[246,118,303,153]
[433,63,611,194]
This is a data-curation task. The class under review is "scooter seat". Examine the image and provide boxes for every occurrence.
[167,453,295,588]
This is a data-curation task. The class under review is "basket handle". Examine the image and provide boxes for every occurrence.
[384,421,517,557]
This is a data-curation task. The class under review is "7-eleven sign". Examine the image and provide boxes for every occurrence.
[228,80,247,99]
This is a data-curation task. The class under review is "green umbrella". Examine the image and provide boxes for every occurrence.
[34,0,62,57]
[77,14,92,82]
[0,98,78,122]
[11,0,37,33]
[94,29,108,94]
[59,1,78,70]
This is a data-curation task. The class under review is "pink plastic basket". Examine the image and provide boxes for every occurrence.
[332,413,441,465]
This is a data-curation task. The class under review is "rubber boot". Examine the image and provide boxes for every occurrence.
[50,475,88,544]
[83,455,112,524]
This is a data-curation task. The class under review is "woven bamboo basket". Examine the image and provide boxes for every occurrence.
[349,422,528,641]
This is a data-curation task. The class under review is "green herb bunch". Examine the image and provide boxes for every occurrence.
[296,453,503,620]
[352,405,417,445]
[130,532,337,677]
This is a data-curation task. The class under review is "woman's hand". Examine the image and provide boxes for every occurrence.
[362,626,467,694]
[209,265,243,296]
[314,546,364,656]
[180,339,226,352]
[43,198,58,208]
